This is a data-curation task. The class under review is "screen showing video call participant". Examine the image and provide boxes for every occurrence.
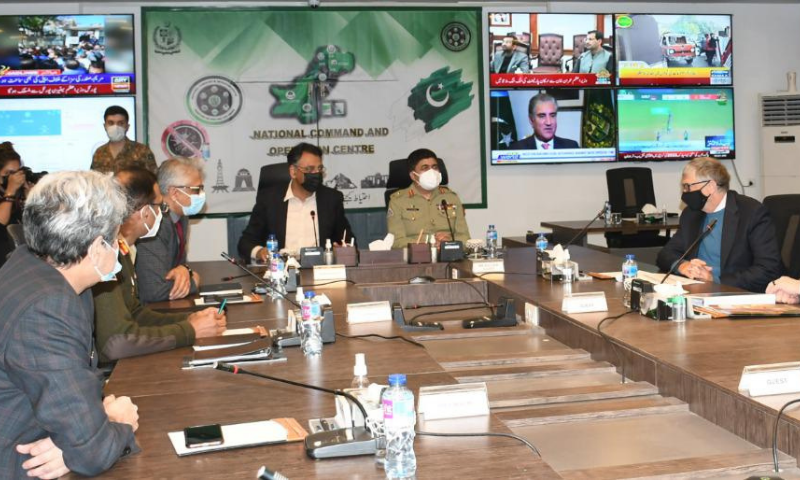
[508,93,579,150]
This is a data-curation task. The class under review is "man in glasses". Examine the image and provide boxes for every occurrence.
[238,142,353,261]
[93,167,225,365]
[135,157,206,303]
[656,157,781,292]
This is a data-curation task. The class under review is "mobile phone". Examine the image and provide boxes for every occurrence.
[184,423,224,448]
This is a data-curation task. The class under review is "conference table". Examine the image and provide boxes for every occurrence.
[540,217,681,246]
[80,246,800,479]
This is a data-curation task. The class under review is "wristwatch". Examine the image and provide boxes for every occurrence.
[183,263,193,278]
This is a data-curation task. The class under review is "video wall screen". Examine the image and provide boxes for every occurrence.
[490,88,617,165]
[615,14,732,86]
[617,88,734,161]
[0,96,136,171]
[488,13,615,88]
[0,14,135,97]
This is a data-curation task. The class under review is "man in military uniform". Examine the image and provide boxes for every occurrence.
[91,105,157,174]
[387,148,470,249]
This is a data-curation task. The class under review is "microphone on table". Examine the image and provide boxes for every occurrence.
[213,362,376,459]
[310,210,319,247]
[660,219,717,285]
[564,204,607,247]
[441,199,456,240]
[219,252,300,308]
[221,273,250,282]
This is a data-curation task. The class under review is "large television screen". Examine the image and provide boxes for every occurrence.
[0,96,136,171]
[490,88,617,165]
[0,15,135,97]
[615,14,732,86]
[488,13,614,88]
[617,88,734,161]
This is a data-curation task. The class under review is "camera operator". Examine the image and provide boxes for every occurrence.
[0,142,33,267]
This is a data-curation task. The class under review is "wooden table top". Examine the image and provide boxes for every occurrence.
[541,217,681,233]
[84,247,800,478]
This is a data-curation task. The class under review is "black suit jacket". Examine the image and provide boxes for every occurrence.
[508,135,580,150]
[656,190,783,292]
[238,183,354,258]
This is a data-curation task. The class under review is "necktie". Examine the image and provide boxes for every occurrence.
[542,143,550,150]
[175,220,185,265]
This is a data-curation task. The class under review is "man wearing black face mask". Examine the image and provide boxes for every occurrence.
[656,157,782,292]
[238,142,353,261]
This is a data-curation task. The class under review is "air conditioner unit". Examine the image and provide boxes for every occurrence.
[760,91,800,196]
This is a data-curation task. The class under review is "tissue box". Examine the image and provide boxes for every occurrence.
[334,246,358,267]
[358,249,404,265]
[408,243,432,264]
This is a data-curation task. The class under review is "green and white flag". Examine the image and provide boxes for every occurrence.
[408,67,474,132]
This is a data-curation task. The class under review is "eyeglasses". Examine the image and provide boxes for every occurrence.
[174,185,205,194]
[681,179,711,192]
[293,165,325,174]
[150,202,169,213]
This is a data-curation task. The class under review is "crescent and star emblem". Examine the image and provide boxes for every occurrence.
[425,83,449,108]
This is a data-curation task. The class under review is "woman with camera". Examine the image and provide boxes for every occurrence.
[0,142,33,267]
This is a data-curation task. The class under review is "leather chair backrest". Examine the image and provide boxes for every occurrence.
[537,34,564,67]
[763,194,800,277]
[572,34,587,60]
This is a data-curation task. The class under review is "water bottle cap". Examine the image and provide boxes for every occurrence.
[304,291,315,298]
[268,234,276,239]
[387,373,407,386]
[626,254,635,260]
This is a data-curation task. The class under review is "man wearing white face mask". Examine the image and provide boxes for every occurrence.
[387,148,470,248]
[90,105,157,174]
[93,167,225,365]
[136,157,205,303]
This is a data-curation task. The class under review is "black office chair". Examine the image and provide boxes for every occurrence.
[605,167,668,249]
[763,195,800,278]
[383,158,449,207]
[255,163,291,206]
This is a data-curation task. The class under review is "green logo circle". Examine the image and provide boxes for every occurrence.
[616,15,633,29]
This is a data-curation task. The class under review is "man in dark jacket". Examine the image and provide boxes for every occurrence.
[656,157,782,292]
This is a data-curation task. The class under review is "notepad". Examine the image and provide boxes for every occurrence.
[168,418,308,456]
[194,293,263,306]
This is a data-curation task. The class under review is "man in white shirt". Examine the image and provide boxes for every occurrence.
[238,143,353,261]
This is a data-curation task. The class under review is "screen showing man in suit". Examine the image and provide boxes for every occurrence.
[492,89,617,165]
[238,142,353,260]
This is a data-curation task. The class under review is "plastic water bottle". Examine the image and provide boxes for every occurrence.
[382,374,416,479]
[535,233,548,252]
[486,224,498,259]
[270,253,285,282]
[266,234,279,254]
[300,291,322,355]
[604,201,612,225]
[622,254,638,308]
[350,353,369,389]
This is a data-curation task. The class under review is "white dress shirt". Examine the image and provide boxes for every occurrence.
[250,182,319,260]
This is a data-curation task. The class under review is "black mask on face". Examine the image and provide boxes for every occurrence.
[301,172,322,193]
[681,189,710,211]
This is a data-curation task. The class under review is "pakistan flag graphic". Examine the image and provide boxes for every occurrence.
[408,67,473,132]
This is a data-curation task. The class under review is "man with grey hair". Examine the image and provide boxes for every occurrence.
[0,171,139,478]
[657,157,782,292]
[508,92,580,150]
[136,156,205,303]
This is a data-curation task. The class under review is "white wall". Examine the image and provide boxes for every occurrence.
[4,1,800,256]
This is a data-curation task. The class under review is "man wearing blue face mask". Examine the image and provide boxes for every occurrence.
[93,167,225,365]
[135,157,205,303]
[387,148,470,249]
[238,142,354,260]
[656,157,782,292]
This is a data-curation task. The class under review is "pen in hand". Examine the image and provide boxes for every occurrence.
[218,298,228,315]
